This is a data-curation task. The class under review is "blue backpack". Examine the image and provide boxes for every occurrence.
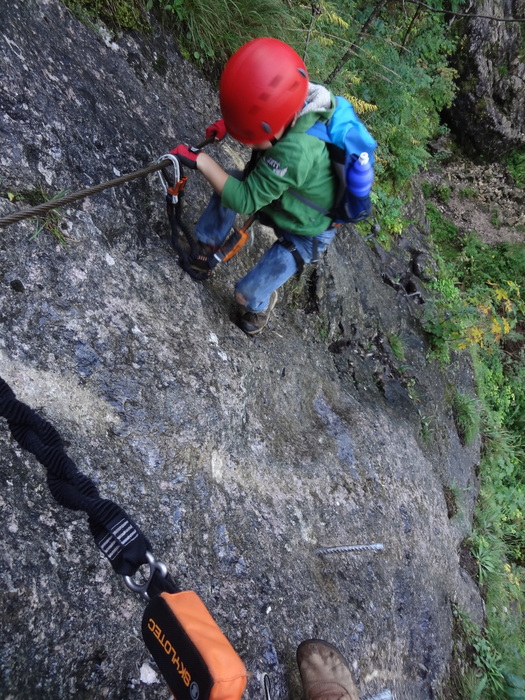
[292,96,377,224]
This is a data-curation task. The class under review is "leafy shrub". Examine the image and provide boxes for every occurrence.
[421,181,434,198]
[172,0,295,68]
[423,196,525,691]
[426,203,461,258]
[506,149,525,188]
[459,186,477,199]
[369,188,405,240]
[452,604,525,700]
[508,360,525,436]
[436,184,451,203]
[460,235,525,288]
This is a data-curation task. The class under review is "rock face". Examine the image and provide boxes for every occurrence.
[1,2,483,699]
[424,135,525,244]
[445,0,525,157]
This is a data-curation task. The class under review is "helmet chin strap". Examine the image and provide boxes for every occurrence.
[269,119,295,146]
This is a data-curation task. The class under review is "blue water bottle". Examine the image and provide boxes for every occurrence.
[347,152,374,197]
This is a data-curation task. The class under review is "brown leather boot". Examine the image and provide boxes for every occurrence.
[238,291,278,336]
[296,640,360,700]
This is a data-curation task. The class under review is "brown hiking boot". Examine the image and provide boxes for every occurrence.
[297,640,360,700]
[239,291,278,336]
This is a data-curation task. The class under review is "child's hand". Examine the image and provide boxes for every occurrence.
[170,144,202,169]
[205,119,227,141]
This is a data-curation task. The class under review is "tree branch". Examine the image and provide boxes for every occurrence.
[325,0,387,84]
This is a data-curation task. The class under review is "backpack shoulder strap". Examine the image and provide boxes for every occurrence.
[288,121,344,218]
[306,121,331,143]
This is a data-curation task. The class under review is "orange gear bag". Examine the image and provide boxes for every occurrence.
[142,590,248,700]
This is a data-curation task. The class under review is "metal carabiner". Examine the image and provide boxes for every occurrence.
[123,551,168,601]
[156,153,182,204]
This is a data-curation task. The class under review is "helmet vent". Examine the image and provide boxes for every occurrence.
[298,68,307,78]
[261,122,272,134]
[248,105,261,115]
[259,92,271,101]
[269,75,283,87]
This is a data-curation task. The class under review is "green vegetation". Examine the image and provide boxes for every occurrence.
[422,203,525,697]
[506,150,525,188]
[419,411,435,443]
[25,188,73,244]
[369,188,406,241]
[387,332,405,362]
[420,182,454,203]
[421,181,434,198]
[451,605,525,700]
[436,184,452,203]
[459,186,478,199]
[154,0,293,67]
[426,202,460,259]
[451,389,480,446]
[62,0,147,29]
[490,208,502,229]
[0,185,72,244]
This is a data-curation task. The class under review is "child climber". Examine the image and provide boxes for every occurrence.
[171,37,338,336]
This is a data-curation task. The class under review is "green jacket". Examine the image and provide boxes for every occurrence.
[221,84,337,237]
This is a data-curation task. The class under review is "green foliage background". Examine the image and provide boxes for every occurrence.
[422,201,525,699]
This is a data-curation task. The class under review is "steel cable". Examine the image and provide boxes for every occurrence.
[0,159,172,228]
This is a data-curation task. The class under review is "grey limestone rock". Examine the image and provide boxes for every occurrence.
[445,0,525,157]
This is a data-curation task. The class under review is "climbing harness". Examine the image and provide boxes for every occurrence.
[157,146,253,280]
[0,376,247,700]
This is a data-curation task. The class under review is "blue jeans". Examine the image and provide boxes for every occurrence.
[195,188,336,313]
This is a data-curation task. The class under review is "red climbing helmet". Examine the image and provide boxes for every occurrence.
[219,38,309,144]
